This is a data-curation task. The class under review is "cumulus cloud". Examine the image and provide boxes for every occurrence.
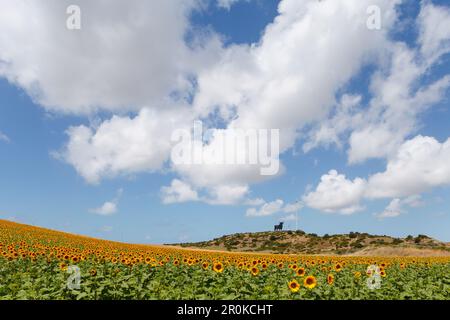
[418,2,450,62]
[171,0,399,203]
[377,199,403,219]
[283,201,303,213]
[303,94,363,153]
[161,179,198,204]
[206,184,249,205]
[306,135,450,214]
[376,195,423,219]
[304,42,450,164]
[280,213,298,222]
[0,0,214,114]
[304,2,450,164]
[366,136,450,199]
[302,170,367,215]
[53,0,399,192]
[161,179,250,205]
[246,199,302,217]
[347,41,450,164]
[90,201,118,216]
[2,0,450,215]
[246,199,284,217]
[89,188,123,216]
[243,198,266,206]
[194,0,397,146]
[59,107,194,184]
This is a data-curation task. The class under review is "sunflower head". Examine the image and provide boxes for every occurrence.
[296,267,306,277]
[288,279,300,293]
[213,262,224,273]
[327,274,334,285]
[59,262,68,271]
[251,267,259,276]
[304,275,317,289]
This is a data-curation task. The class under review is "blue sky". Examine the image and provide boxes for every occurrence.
[0,0,449,243]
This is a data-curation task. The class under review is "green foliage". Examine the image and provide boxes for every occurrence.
[1,256,448,300]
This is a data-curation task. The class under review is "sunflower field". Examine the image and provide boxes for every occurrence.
[0,220,449,300]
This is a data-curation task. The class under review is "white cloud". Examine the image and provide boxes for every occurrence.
[283,201,303,213]
[160,179,251,206]
[0,0,215,114]
[195,0,397,145]
[174,0,399,202]
[206,184,249,205]
[402,195,424,208]
[246,199,284,217]
[171,126,283,192]
[161,179,199,204]
[59,107,194,184]
[306,135,450,214]
[90,201,117,216]
[280,213,298,222]
[302,170,366,215]
[303,94,362,153]
[161,179,252,205]
[347,41,450,164]
[243,198,266,206]
[418,2,450,62]
[0,131,10,143]
[376,195,423,219]
[304,42,450,164]
[304,3,450,164]
[246,199,302,217]
[50,0,401,194]
[4,0,450,214]
[216,0,249,10]
[377,198,403,219]
[89,188,123,216]
[367,136,450,199]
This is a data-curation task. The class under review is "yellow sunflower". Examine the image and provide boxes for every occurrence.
[327,274,334,285]
[296,267,306,277]
[251,267,259,276]
[213,262,224,273]
[288,279,300,293]
[304,275,317,289]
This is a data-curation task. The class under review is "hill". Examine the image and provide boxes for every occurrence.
[171,230,450,256]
